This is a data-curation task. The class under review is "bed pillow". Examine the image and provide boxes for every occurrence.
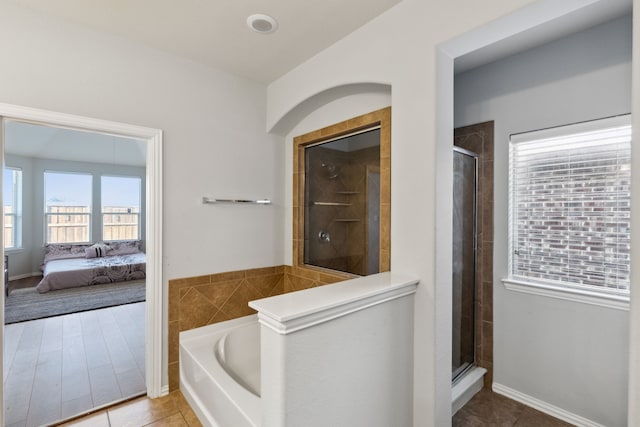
[108,240,142,256]
[43,244,92,263]
[85,243,112,259]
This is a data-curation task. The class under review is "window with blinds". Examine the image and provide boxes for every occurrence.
[509,115,632,296]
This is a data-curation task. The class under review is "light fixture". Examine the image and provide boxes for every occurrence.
[247,14,278,34]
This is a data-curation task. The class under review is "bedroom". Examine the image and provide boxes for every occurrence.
[2,120,149,424]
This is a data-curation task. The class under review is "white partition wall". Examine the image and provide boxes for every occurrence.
[250,273,418,427]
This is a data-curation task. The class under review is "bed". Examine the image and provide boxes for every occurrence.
[36,241,146,293]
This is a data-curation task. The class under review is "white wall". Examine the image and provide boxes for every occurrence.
[266,0,640,425]
[267,0,558,425]
[4,154,146,277]
[0,1,283,387]
[455,15,632,426]
[279,84,392,262]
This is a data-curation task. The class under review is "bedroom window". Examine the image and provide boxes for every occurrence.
[45,171,92,244]
[101,175,141,241]
[3,167,23,249]
[508,115,631,298]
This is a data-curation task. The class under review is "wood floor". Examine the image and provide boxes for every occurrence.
[3,301,146,427]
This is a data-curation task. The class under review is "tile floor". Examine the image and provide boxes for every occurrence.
[62,387,571,427]
[453,388,573,426]
[57,391,202,427]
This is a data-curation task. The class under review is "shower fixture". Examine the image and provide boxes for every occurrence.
[321,162,339,179]
[318,230,331,243]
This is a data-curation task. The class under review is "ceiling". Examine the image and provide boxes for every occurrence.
[3,0,632,166]
[4,121,147,167]
[9,0,403,83]
[455,0,632,74]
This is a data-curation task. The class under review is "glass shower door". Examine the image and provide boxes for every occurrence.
[452,147,478,382]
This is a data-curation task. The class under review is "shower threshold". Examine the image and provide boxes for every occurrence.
[452,365,486,415]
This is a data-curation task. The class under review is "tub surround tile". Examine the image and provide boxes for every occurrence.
[169,321,180,364]
[168,363,180,391]
[245,274,283,297]
[245,266,281,277]
[169,286,180,322]
[194,279,242,310]
[168,264,349,390]
[209,270,245,283]
[218,283,261,318]
[268,276,285,296]
[170,275,210,289]
[178,289,219,331]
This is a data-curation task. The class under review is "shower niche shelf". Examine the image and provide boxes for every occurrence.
[313,201,351,207]
[335,191,360,195]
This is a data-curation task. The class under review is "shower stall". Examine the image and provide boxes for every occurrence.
[452,146,478,382]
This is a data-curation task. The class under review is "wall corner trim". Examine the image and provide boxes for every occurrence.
[250,272,418,335]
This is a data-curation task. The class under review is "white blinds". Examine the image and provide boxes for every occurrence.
[509,115,632,294]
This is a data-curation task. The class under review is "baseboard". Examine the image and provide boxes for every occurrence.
[492,383,606,427]
[160,384,170,396]
[8,272,41,281]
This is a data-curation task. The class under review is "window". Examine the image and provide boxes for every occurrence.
[509,115,631,297]
[3,167,22,249]
[45,172,92,244]
[101,176,141,241]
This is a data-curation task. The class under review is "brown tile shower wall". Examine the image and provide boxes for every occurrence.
[306,146,380,275]
[168,265,347,391]
[454,121,494,387]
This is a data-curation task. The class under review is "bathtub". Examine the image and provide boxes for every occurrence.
[180,314,261,427]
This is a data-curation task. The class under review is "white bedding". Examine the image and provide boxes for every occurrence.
[36,252,146,293]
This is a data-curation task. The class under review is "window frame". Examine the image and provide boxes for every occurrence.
[100,175,142,242]
[3,167,23,250]
[505,115,632,310]
[44,171,93,245]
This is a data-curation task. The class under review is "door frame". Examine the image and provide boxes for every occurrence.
[0,103,163,426]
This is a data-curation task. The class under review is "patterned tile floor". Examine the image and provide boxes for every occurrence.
[453,389,573,426]
[57,391,202,427]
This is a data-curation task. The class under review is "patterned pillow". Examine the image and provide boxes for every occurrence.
[107,240,142,256]
[85,243,112,258]
[44,244,92,263]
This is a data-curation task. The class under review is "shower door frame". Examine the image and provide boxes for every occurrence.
[451,145,479,383]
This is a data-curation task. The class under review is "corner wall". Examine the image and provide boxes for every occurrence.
[267,0,542,424]
[0,1,283,388]
[454,15,632,426]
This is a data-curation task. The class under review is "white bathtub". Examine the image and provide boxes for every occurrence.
[180,314,261,427]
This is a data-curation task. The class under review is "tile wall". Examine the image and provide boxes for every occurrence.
[168,265,347,390]
[454,121,494,386]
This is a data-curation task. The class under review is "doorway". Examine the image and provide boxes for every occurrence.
[0,103,163,427]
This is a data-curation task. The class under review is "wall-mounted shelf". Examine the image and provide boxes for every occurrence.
[202,197,271,205]
[335,219,360,222]
[335,191,360,195]
[313,202,351,207]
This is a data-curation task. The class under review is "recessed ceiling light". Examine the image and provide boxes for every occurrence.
[247,14,278,34]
